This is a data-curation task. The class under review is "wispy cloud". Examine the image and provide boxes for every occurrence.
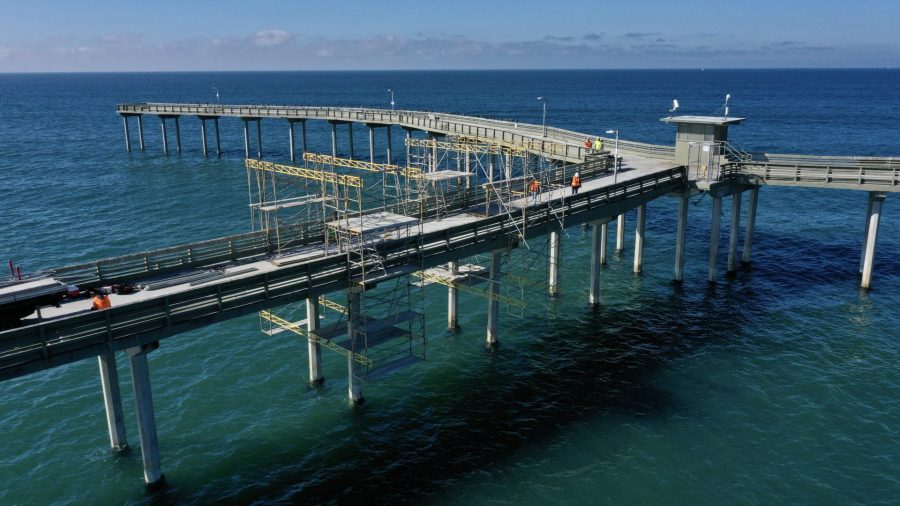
[0,30,895,71]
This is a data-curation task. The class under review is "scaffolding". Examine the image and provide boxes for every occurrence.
[247,153,428,382]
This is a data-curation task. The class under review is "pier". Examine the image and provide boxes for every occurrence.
[1,103,897,487]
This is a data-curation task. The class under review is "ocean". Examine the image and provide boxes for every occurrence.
[0,70,898,504]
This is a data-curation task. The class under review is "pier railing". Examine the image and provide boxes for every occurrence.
[738,153,900,189]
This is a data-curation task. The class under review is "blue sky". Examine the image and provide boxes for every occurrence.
[1,0,898,71]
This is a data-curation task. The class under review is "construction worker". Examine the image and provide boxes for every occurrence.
[91,291,111,311]
[593,138,603,151]
[571,172,581,195]
[529,178,541,203]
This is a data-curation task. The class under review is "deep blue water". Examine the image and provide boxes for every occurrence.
[0,70,898,504]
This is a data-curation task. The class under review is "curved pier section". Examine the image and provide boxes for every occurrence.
[1,105,895,488]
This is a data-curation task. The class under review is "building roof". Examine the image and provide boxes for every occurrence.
[659,115,746,126]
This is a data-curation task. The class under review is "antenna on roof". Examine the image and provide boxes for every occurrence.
[668,99,680,119]
[723,93,730,118]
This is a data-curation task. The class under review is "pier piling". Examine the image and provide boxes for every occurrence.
[347,287,364,403]
[674,193,688,283]
[368,125,375,163]
[288,121,296,163]
[122,116,132,152]
[861,192,886,289]
[242,120,251,159]
[213,118,221,157]
[160,117,169,155]
[126,343,163,487]
[600,221,608,265]
[742,187,759,264]
[174,117,182,154]
[307,297,323,385]
[200,119,208,157]
[98,350,127,451]
[616,214,626,253]
[634,204,647,273]
[137,115,144,151]
[727,192,743,275]
[331,122,338,158]
[709,196,723,283]
[590,221,604,305]
[448,261,459,330]
[486,250,503,345]
[256,120,262,159]
[386,126,393,164]
[549,230,561,295]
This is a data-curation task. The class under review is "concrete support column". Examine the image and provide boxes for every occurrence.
[122,116,132,152]
[256,120,263,159]
[600,222,608,265]
[243,120,251,159]
[386,126,393,165]
[174,116,182,154]
[486,250,503,346]
[861,192,886,289]
[405,129,412,167]
[505,153,512,180]
[465,147,471,189]
[348,123,355,159]
[432,135,439,172]
[160,117,169,155]
[368,125,375,163]
[288,121,296,163]
[448,261,459,330]
[742,187,759,264]
[301,120,308,154]
[727,192,743,275]
[213,118,221,157]
[488,154,495,181]
[127,344,164,487]
[634,204,646,273]
[331,122,338,158]
[860,193,875,273]
[709,196,723,284]
[306,297,323,385]
[137,115,145,151]
[590,221,603,305]
[200,119,208,157]
[98,350,127,451]
[549,230,561,295]
[674,193,688,283]
[346,288,364,403]
[616,214,626,253]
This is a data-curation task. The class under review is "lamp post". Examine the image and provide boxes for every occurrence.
[605,129,619,183]
[388,89,395,111]
[537,96,547,137]
[212,86,220,105]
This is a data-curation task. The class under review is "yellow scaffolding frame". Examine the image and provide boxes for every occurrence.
[260,310,373,367]
[303,152,424,180]
[246,158,362,188]
[411,270,526,308]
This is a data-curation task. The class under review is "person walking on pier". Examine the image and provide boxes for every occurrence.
[91,291,111,311]
[571,172,581,195]
[530,178,541,203]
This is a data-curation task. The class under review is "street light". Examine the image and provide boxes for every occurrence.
[605,129,619,183]
[388,89,395,111]
[212,86,220,105]
[537,96,547,137]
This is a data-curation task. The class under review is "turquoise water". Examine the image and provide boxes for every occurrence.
[0,70,898,504]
